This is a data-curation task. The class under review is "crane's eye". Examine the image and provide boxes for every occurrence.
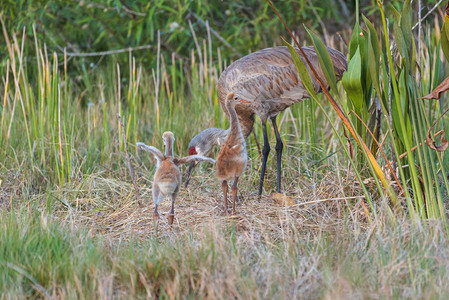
[234,97,238,100]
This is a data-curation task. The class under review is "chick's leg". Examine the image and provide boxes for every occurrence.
[222,180,229,214]
[152,184,162,221]
[168,192,177,225]
[232,177,239,214]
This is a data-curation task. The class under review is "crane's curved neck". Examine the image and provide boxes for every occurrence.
[238,113,254,139]
[164,138,174,157]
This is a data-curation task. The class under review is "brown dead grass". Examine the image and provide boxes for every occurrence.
[49,157,370,243]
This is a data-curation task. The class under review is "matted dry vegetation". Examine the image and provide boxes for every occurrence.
[46,145,368,240]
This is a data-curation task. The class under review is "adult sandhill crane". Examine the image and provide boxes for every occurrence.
[184,128,229,187]
[137,132,215,224]
[186,46,347,195]
[216,92,249,214]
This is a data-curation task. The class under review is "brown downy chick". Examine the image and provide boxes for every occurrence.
[137,131,215,225]
[216,92,249,214]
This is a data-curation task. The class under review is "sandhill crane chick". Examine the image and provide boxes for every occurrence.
[216,92,249,214]
[137,132,215,225]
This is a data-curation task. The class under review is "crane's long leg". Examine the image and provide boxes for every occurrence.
[258,120,270,196]
[184,161,197,188]
[152,184,162,221]
[222,180,229,214]
[232,177,239,214]
[271,116,283,193]
[168,192,177,225]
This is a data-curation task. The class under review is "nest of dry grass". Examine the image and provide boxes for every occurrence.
[46,156,369,242]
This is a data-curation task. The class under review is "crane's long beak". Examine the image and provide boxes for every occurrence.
[184,161,198,188]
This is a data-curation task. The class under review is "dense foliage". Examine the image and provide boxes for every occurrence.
[0,0,438,67]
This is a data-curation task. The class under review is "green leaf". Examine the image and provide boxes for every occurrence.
[392,68,411,147]
[348,22,361,59]
[363,15,380,69]
[441,21,449,63]
[357,29,371,112]
[363,15,387,116]
[400,0,413,49]
[393,9,408,63]
[136,22,143,44]
[391,1,416,73]
[282,38,316,99]
[400,0,416,73]
[342,47,364,114]
[93,30,108,46]
[304,26,339,97]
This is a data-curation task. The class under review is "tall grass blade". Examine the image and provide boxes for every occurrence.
[270,0,400,210]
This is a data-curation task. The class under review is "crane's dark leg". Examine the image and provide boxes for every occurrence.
[184,161,197,188]
[258,120,270,196]
[271,116,283,193]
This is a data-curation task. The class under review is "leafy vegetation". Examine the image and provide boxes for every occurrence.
[0,1,438,68]
[1,0,449,298]
[281,0,448,221]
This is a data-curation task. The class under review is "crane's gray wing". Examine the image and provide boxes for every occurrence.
[219,46,347,105]
[226,65,315,102]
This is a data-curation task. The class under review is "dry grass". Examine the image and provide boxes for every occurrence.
[46,146,369,242]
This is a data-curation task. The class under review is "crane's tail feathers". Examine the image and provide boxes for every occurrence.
[136,142,164,163]
[175,155,216,166]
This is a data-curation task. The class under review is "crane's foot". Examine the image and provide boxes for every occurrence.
[225,210,240,218]
[223,207,238,216]
[168,214,175,225]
